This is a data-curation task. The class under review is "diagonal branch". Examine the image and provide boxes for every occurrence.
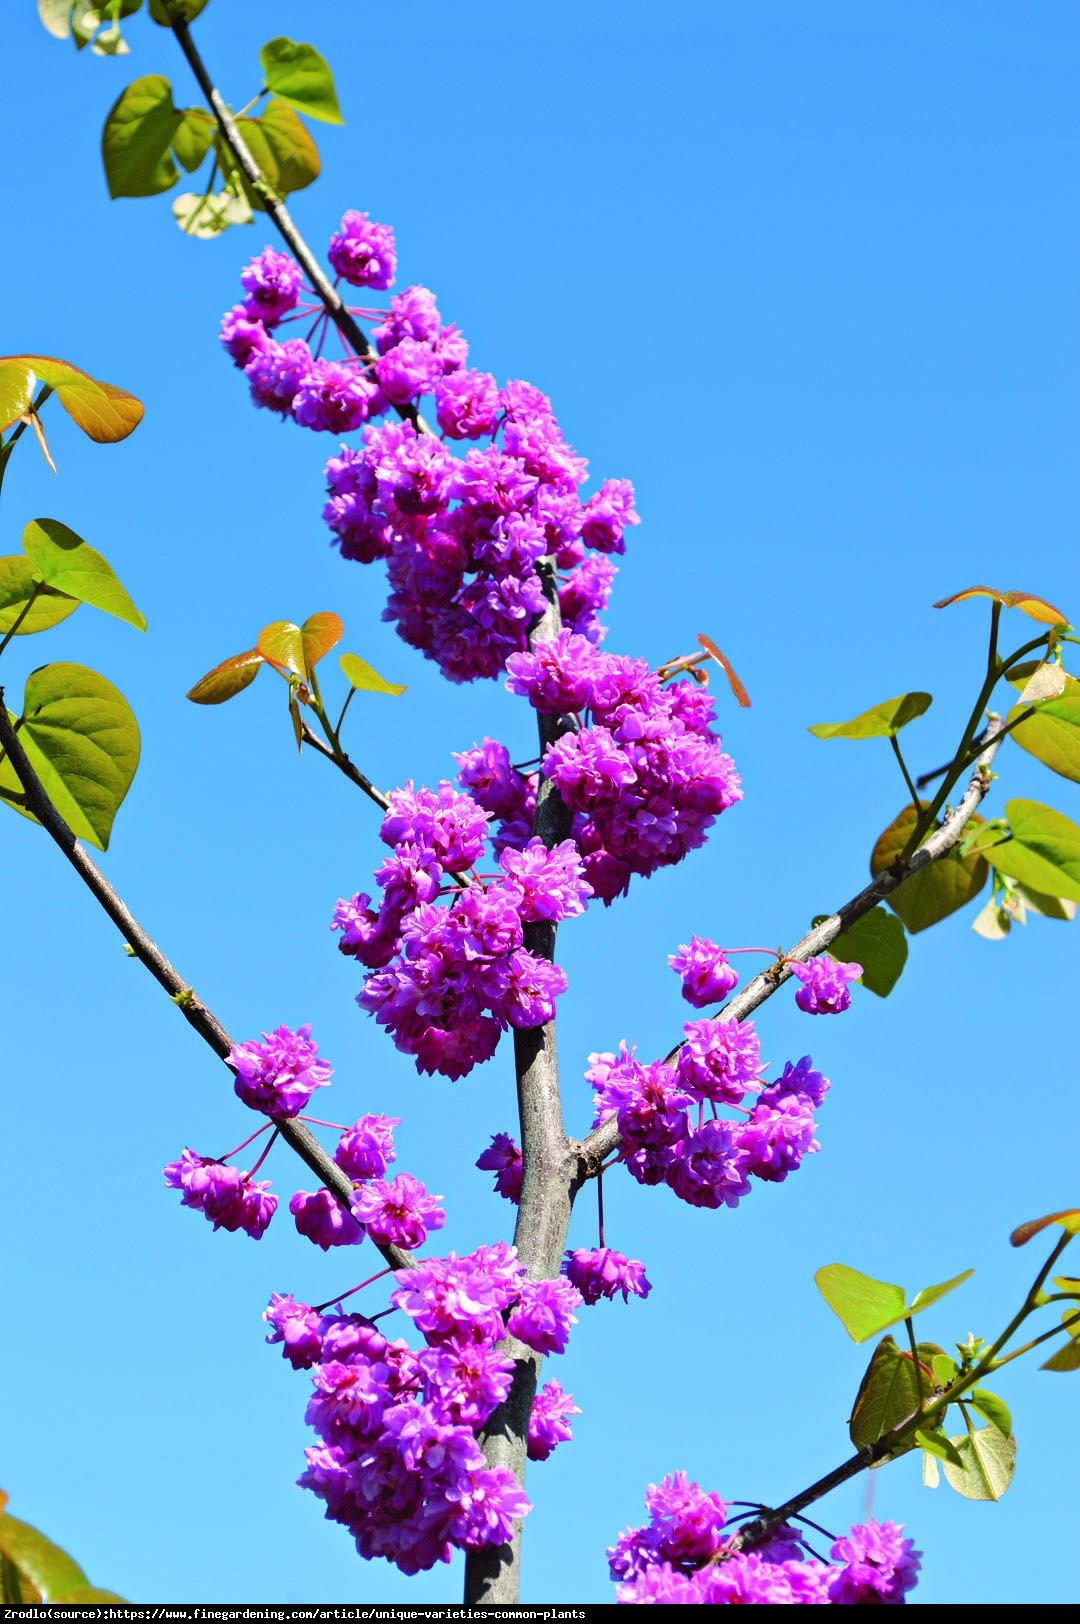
[574,716,1006,1176]
[0,696,414,1274]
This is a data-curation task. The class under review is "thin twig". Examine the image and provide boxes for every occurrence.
[162,6,430,436]
[0,696,414,1274]
[299,720,390,811]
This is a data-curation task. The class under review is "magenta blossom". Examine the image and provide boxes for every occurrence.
[562,1247,651,1305]
[668,935,739,1007]
[789,954,863,1015]
[229,1023,332,1118]
[351,1173,446,1249]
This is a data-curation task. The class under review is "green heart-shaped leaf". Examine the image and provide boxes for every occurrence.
[234,99,320,206]
[1006,679,1080,784]
[102,74,181,198]
[991,800,1080,902]
[0,556,78,636]
[941,1427,1017,1501]
[22,519,145,631]
[0,663,140,849]
[814,1263,907,1343]
[848,1335,944,1450]
[259,37,344,125]
[171,107,214,172]
[808,692,931,741]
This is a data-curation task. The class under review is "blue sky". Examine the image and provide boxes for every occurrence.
[2,0,1078,1605]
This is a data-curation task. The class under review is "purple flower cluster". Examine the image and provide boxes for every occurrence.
[475,1132,523,1203]
[562,1247,651,1305]
[589,1035,824,1206]
[321,381,633,682]
[221,226,467,438]
[668,935,739,1007]
[334,781,591,1079]
[502,637,741,901]
[271,1243,580,1574]
[789,953,863,1015]
[163,1150,276,1240]
[291,1113,443,1252]
[527,1380,580,1462]
[609,1483,921,1605]
[228,1023,333,1118]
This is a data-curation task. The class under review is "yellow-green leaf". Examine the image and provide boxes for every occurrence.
[259,37,344,125]
[908,1269,974,1316]
[1010,1208,1080,1248]
[257,620,307,680]
[339,651,407,697]
[0,1512,86,1603]
[235,99,320,205]
[0,663,140,850]
[0,557,79,636]
[992,799,1080,903]
[102,74,181,198]
[814,1263,907,1343]
[1006,677,1080,784]
[808,692,931,741]
[22,519,145,631]
[0,358,37,432]
[186,648,263,704]
[941,1428,1017,1501]
[172,107,215,172]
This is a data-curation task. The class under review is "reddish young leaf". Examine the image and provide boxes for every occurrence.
[696,634,751,708]
[186,649,264,705]
[301,611,344,672]
[933,586,1069,629]
[1010,1209,1080,1248]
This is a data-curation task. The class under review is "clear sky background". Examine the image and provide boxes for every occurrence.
[2,0,1078,1606]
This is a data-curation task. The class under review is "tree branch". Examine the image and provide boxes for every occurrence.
[299,720,390,812]
[574,715,1006,1175]
[0,696,413,1274]
[463,562,579,1605]
[162,5,430,435]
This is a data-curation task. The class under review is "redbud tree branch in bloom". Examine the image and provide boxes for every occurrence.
[28,5,1079,1605]
[0,695,415,1277]
[579,715,1006,1172]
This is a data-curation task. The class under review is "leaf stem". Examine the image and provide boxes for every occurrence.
[889,735,921,812]
[0,582,44,661]
[0,386,53,498]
